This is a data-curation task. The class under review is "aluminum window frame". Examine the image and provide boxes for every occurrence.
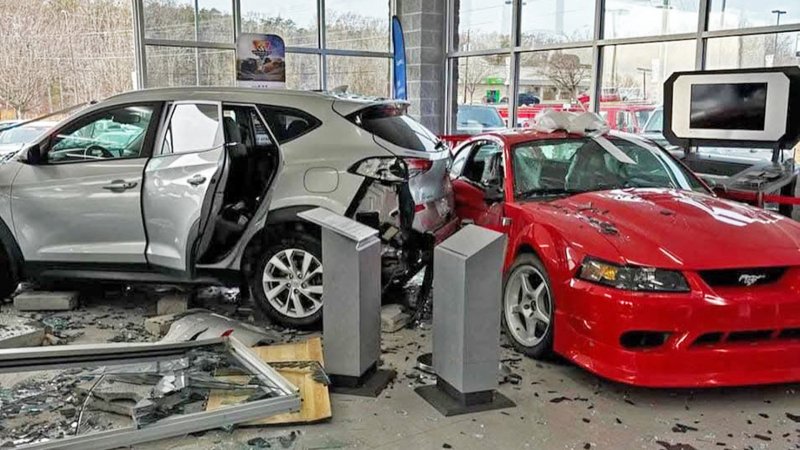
[445,0,800,133]
[133,0,395,90]
[2,336,301,450]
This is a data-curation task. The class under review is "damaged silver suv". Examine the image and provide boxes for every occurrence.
[0,87,458,327]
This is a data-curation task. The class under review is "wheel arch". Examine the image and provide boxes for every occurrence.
[240,206,322,277]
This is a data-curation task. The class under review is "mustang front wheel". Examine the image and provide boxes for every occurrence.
[502,253,554,358]
[251,233,323,327]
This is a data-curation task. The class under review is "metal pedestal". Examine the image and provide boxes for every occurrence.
[298,208,395,397]
[415,225,515,416]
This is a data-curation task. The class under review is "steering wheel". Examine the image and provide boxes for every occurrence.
[84,145,114,159]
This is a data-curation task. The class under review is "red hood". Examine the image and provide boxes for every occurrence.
[521,188,800,270]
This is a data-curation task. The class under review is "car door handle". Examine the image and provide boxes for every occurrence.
[102,180,138,192]
[187,174,207,186]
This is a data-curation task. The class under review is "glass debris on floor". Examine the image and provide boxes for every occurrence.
[0,337,300,449]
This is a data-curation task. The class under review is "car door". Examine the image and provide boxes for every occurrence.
[142,101,226,276]
[450,140,505,231]
[11,103,160,264]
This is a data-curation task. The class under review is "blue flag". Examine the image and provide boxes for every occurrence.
[392,16,407,100]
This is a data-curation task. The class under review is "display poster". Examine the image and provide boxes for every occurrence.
[236,33,286,88]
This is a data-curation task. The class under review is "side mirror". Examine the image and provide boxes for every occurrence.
[25,143,43,165]
[484,183,504,204]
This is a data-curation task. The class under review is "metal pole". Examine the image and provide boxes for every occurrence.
[319,0,327,90]
[131,0,148,89]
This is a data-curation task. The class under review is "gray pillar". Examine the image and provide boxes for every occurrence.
[397,0,446,134]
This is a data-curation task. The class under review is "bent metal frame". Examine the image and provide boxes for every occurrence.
[0,337,301,450]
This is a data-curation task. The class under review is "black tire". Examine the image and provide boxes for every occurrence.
[0,247,18,301]
[250,231,323,328]
[501,252,555,359]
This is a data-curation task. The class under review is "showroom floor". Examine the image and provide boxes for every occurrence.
[1,288,799,450]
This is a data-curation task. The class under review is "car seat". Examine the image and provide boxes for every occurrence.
[565,143,622,191]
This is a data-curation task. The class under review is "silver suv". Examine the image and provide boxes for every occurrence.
[0,88,458,327]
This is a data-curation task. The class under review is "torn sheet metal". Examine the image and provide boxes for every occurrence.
[161,312,280,347]
[0,337,299,450]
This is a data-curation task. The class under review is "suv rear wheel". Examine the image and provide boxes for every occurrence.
[250,232,323,327]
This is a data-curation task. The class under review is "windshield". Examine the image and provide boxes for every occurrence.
[457,106,504,132]
[643,109,663,133]
[636,110,652,129]
[512,136,707,199]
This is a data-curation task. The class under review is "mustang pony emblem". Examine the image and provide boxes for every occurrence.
[738,274,767,286]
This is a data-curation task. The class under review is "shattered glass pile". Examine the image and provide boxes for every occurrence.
[0,343,284,446]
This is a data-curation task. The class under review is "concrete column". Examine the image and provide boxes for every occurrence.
[397,0,446,134]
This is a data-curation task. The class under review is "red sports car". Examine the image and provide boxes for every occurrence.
[450,129,800,387]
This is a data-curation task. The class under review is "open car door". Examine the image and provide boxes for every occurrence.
[142,101,227,277]
[450,140,506,231]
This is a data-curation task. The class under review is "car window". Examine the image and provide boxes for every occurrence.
[258,106,320,144]
[347,104,440,152]
[462,142,502,185]
[48,105,154,163]
[161,103,221,155]
[450,143,474,178]
[644,110,663,133]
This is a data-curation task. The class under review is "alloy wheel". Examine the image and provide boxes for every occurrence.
[262,248,323,319]
[504,265,552,347]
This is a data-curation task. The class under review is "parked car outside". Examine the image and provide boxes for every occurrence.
[0,121,57,155]
[456,105,505,134]
[450,125,800,387]
[0,87,458,327]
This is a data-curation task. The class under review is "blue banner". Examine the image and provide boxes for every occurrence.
[392,16,407,100]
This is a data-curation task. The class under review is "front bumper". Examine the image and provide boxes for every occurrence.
[555,272,800,387]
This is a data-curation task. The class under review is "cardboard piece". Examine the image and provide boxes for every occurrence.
[206,337,331,424]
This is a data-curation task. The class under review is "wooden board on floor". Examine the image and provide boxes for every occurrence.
[206,337,331,425]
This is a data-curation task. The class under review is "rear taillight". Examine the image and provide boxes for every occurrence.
[405,157,432,177]
[348,157,408,183]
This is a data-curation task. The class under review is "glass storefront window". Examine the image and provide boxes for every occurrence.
[286,54,321,90]
[516,48,593,127]
[240,0,318,47]
[326,56,391,97]
[600,40,695,134]
[709,0,800,31]
[603,0,699,39]
[706,32,800,69]
[455,0,513,52]
[520,0,595,47]
[144,0,233,43]
[455,54,511,132]
[146,46,235,88]
[325,0,391,51]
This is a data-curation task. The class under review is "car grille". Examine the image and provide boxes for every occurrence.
[691,328,800,347]
[698,267,786,288]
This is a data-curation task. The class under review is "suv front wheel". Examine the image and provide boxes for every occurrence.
[250,232,323,327]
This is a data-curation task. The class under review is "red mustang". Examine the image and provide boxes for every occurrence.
[450,129,800,387]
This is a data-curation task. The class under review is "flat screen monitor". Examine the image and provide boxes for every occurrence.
[689,83,768,131]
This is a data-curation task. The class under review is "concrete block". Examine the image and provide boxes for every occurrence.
[0,315,45,348]
[381,304,410,333]
[157,293,189,316]
[14,291,78,311]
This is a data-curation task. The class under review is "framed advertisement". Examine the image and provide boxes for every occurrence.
[236,33,286,88]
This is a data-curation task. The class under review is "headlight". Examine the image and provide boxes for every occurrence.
[578,258,690,292]
[348,157,408,183]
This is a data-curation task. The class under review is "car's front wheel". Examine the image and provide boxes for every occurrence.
[251,232,323,328]
[502,253,554,359]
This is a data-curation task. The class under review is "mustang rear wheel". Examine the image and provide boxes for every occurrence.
[251,233,323,328]
[502,253,554,359]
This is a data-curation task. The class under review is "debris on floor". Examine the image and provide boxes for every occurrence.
[13,291,79,312]
[207,337,331,425]
[0,337,300,448]
[381,304,410,333]
[161,311,282,347]
[156,292,190,316]
[0,314,47,349]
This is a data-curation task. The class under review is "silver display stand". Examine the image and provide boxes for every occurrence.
[415,225,515,416]
[297,208,395,396]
